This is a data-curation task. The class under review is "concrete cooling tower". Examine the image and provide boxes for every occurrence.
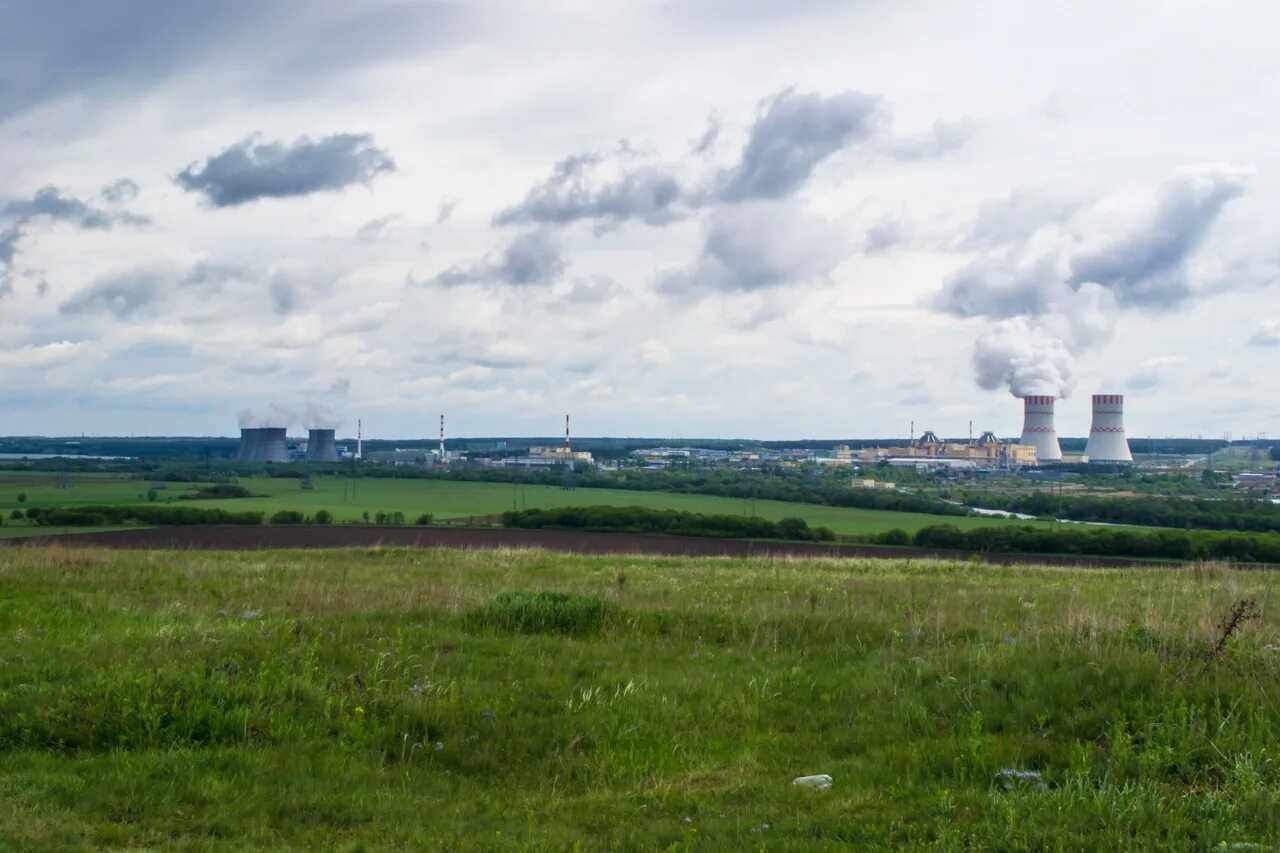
[256,427,290,463]
[1085,394,1133,462]
[306,429,340,462]
[1019,395,1062,463]
[234,428,260,462]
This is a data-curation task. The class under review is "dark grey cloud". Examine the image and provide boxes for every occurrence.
[175,133,395,207]
[691,114,721,156]
[100,178,141,203]
[435,201,458,224]
[354,214,399,242]
[863,219,908,254]
[493,153,683,228]
[931,255,1059,318]
[0,226,20,266]
[961,190,1081,251]
[59,269,161,319]
[1,186,147,228]
[1068,168,1246,306]
[657,201,850,294]
[713,89,884,202]
[0,1,480,123]
[429,230,565,288]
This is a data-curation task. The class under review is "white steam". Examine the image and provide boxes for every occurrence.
[237,401,342,429]
[972,281,1118,397]
[973,317,1075,398]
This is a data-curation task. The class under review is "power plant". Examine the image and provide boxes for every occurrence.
[1085,393,1133,462]
[1019,395,1062,463]
[234,427,290,463]
[305,429,340,462]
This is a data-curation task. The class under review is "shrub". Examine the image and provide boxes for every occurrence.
[269,510,305,525]
[9,509,23,520]
[313,509,333,525]
[415,513,434,526]
[463,591,618,636]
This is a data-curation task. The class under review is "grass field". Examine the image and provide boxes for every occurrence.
[1,545,1278,849]
[0,472,1045,537]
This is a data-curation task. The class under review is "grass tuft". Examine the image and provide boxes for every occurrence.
[463,590,619,636]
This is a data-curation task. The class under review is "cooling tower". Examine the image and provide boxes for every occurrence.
[1085,394,1133,462]
[256,427,290,463]
[1019,395,1062,463]
[306,429,339,463]
[235,428,261,462]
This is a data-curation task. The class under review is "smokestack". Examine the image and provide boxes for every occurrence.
[1019,395,1062,463]
[306,429,339,463]
[439,414,445,458]
[1085,393,1133,462]
[257,427,290,463]
[356,419,363,460]
[564,414,571,451]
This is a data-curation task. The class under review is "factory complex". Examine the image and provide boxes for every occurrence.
[230,394,1136,471]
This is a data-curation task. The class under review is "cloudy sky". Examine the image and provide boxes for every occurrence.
[2,1,1277,440]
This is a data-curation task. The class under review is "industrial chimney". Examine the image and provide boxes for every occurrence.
[1085,394,1132,463]
[306,429,339,462]
[1019,395,1062,463]
[257,427,290,463]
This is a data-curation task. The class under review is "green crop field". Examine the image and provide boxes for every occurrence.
[0,472,1046,537]
[0,546,1277,849]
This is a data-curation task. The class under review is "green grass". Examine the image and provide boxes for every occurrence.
[1,546,1278,849]
[0,472,1047,537]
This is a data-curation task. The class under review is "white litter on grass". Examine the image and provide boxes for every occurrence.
[994,768,1045,790]
[793,774,833,790]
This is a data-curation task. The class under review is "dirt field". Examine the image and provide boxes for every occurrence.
[0,524,1202,569]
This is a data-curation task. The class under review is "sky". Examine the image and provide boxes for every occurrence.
[1,0,1277,440]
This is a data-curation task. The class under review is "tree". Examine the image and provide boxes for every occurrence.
[16,493,25,503]
[313,509,333,525]
[9,509,23,520]
[415,513,433,525]
[146,489,158,502]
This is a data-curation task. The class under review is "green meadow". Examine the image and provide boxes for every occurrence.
[0,471,1042,537]
[0,546,1277,849]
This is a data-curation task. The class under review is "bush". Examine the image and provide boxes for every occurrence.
[313,509,333,525]
[269,510,305,524]
[9,509,23,520]
[501,505,830,541]
[463,591,618,636]
[26,505,263,526]
[415,513,433,525]
[881,528,911,546]
[183,484,253,500]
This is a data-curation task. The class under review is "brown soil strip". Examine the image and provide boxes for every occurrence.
[0,524,1230,569]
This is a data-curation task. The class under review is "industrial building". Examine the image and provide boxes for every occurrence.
[857,430,1038,469]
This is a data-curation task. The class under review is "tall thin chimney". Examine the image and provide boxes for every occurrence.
[356,418,363,460]
[1019,396,1062,463]
[439,414,445,458]
[564,414,571,452]
[1085,394,1132,462]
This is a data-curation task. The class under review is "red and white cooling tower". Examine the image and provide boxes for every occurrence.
[1019,395,1062,463]
[1085,394,1132,463]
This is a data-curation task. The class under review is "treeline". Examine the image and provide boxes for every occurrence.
[502,505,836,541]
[960,491,1280,533]
[866,524,1280,564]
[26,505,265,526]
